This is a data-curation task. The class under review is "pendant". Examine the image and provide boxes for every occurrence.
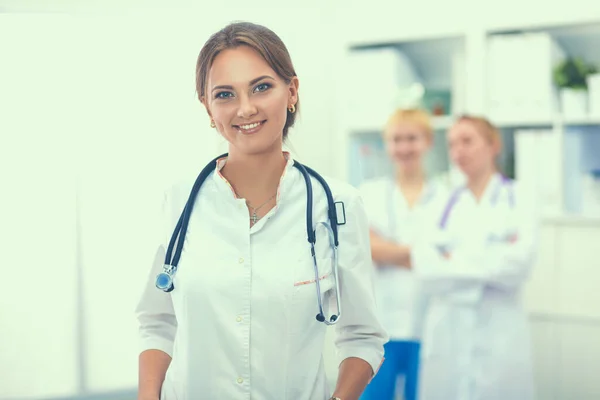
[251,212,259,224]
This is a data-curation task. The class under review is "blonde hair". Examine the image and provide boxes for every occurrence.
[383,108,433,140]
[456,114,502,151]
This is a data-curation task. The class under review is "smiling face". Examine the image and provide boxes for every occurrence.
[384,122,432,173]
[202,45,298,156]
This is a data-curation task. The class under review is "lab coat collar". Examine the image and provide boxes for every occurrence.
[478,172,504,205]
[389,177,438,209]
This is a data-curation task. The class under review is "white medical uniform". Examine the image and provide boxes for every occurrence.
[359,177,448,341]
[135,154,388,400]
[413,173,537,400]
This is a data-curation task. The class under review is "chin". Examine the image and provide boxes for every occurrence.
[397,161,419,171]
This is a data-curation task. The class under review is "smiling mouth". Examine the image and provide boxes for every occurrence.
[233,120,266,133]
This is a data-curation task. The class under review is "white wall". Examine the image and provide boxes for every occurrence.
[0,3,341,398]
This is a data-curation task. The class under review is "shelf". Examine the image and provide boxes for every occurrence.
[488,20,600,64]
[343,35,466,130]
[493,115,600,129]
[348,115,456,137]
[485,21,600,124]
[542,213,600,225]
[563,116,600,126]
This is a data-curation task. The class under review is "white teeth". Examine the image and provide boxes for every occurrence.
[239,122,260,130]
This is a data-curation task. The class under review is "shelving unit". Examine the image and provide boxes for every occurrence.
[338,19,600,221]
[339,34,466,187]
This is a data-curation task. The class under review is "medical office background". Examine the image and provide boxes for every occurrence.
[1,0,600,399]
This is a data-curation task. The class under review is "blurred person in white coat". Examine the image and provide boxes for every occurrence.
[135,22,387,400]
[359,109,449,400]
[412,115,537,400]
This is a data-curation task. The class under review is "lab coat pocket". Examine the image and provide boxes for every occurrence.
[293,257,334,291]
[291,257,335,330]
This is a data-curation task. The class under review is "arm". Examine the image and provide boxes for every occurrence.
[332,195,388,400]
[331,357,375,400]
[135,244,177,400]
[138,349,172,400]
[135,192,178,400]
[413,189,539,292]
[358,180,410,268]
[369,230,411,268]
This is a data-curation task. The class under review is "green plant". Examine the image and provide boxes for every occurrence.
[553,57,598,90]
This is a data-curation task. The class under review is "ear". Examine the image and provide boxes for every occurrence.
[424,132,434,149]
[491,138,502,156]
[288,76,299,106]
[200,96,212,120]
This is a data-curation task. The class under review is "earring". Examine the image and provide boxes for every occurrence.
[210,120,216,128]
[288,104,296,114]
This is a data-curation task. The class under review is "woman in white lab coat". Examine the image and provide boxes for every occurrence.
[135,22,387,400]
[359,109,448,400]
[412,115,538,400]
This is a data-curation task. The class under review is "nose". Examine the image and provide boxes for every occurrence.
[237,94,258,119]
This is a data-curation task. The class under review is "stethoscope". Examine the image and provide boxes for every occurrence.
[438,174,515,229]
[154,153,345,326]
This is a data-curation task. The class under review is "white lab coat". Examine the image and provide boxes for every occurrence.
[359,177,449,341]
[413,173,537,400]
[135,154,388,400]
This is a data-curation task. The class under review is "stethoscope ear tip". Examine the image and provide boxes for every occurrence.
[316,314,325,322]
[329,315,338,323]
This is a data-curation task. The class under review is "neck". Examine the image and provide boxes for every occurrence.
[396,167,425,187]
[221,148,286,202]
[395,167,425,208]
[467,167,496,201]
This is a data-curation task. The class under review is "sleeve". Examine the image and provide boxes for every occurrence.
[412,185,539,292]
[134,191,178,357]
[333,193,389,375]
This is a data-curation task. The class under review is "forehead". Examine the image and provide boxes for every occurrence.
[208,46,276,87]
[386,122,425,137]
[448,120,479,139]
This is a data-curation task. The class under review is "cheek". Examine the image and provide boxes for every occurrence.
[264,93,288,118]
[210,104,233,125]
[413,142,429,156]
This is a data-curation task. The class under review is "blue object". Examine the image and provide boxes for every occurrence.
[155,153,344,326]
[360,340,421,400]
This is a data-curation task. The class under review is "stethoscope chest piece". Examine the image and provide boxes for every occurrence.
[155,264,177,292]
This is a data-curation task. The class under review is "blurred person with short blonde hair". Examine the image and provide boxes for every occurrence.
[359,108,449,400]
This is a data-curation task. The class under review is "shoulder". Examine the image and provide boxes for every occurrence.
[161,170,217,216]
[307,173,364,205]
[302,172,370,221]
[508,177,538,211]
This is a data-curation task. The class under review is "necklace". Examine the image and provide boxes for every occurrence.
[247,193,277,225]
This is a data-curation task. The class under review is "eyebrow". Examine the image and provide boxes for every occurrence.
[211,75,275,93]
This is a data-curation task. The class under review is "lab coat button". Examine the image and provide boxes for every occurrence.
[237,377,243,384]
[238,257,244,264]
[236,316,242,322]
